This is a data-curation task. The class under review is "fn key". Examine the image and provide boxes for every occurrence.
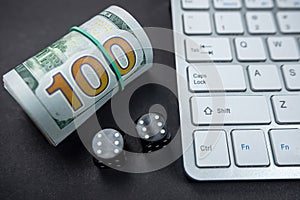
[194,130,230,168]
[270,129,300,166]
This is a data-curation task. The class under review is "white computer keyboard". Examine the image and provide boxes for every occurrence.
[171,0,300,180]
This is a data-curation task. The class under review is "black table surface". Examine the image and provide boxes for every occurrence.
[1,0,300,199]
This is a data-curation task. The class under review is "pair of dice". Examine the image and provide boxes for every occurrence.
[92,113,171,169]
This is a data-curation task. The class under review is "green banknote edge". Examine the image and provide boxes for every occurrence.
[99,10,147,66]
[15,11,147,129]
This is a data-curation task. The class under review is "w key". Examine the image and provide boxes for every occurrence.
[267,37,300,61]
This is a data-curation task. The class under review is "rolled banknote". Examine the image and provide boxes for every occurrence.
[3,6,153,146]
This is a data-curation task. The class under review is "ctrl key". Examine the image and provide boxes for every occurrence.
[270,129,300,166]
[194,130,230,168]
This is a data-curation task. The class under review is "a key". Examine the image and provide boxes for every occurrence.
[269,129,300,166]
[267,37,300,61]
[232,130,270,167]
[245,0,274,9]
[183,13,212,35]
[277,12,300,33]
[246,12,276,34]
[182,0,210,9]
[194,130,230,167]
[185,38,232,62]
[276,0,300,8]
[271,95,300,124]
[282,65,300,91]
[188,65,246,92]
[191,96,271,125]
[215,12,244,34]
[248,65,282,91]
[235,37,266,61]
[213,0,242,9]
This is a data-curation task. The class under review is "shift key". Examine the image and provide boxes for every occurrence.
[191,96,271,125]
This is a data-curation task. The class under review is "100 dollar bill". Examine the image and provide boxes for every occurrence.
[3,6,153,146]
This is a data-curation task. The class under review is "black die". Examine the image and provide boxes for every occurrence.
[136,113,171,152]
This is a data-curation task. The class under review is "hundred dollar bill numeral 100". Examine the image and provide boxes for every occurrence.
[47,35,136,111]
[3,6,153,146]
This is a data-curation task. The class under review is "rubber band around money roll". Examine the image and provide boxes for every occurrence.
[69,26,125,90]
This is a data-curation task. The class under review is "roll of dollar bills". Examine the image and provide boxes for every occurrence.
[3,6,153,146]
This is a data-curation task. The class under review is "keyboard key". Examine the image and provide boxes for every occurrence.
[235,37,266,61]
[185,38,232,62]
[232,130,269,167]
[270,129,300,166]
[213,0,242,9]
[282,65,300,91]
[276,0,300,8]
[245,0,274,9]
[215,12,244,34]
[267,37,300,61]
[246,12,277,34]
[191,96,271,125]
[277,12,300,33]
[248,65,282,91]
[271,95,300,124]
[182,0,210,9]
[183,13,212,35]
[194,130,230,167]
[188,65,246,92]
